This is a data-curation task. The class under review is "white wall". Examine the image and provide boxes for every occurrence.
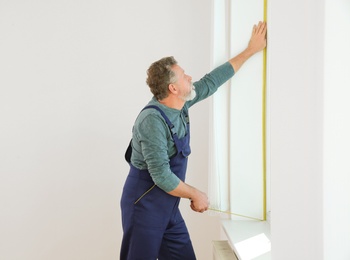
[270,0,350,259]
[269,0,324,259]
[0,1,222,259]
[323,0,350,259]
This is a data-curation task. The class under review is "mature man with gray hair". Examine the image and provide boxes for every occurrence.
[120,21,267,260]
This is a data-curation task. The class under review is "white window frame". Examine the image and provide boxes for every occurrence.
[209,0,271,258]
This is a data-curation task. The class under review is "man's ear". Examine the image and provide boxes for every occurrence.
[168,84,178,94]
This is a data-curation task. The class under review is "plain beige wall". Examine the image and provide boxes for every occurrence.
[0,0,222,259]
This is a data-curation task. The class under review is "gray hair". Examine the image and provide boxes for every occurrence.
[146,56,178,100]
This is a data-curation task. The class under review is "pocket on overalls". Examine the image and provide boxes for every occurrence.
[133,183,172,229]
[134,184,156,204]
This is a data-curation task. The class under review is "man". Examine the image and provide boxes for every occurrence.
[121,21,267,260]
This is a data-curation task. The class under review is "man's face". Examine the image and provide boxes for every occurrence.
[171,64,196,101]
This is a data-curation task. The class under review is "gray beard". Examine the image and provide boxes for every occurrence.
[183,85,196,101]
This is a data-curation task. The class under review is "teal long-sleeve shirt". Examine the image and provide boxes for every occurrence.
[130,62,234,192]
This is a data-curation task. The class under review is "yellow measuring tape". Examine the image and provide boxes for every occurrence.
[262,0,268,222]
[208,208,264,221]
[260,0,267,222]
[209,0,268,222]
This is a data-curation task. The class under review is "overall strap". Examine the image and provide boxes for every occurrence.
[142,105,191,157]
[142,105,178,137]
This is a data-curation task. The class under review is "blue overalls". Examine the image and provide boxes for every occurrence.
[120,105,196,260]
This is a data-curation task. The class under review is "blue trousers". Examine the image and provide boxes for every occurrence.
[120,166,196,260]
[120,105,195,259]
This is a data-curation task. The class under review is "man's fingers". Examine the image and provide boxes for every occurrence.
[252,24,257,35]
[253,21,267,36]
[257,21,267,35]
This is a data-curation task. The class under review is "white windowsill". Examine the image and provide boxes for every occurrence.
[221,219,271,260]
